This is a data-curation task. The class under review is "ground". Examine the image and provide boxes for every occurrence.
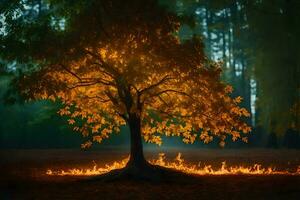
[1,148,300,200]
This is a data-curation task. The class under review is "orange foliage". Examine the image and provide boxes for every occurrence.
[21,13,251,147]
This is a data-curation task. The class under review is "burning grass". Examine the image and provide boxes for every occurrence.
[46,153,300,176]
[2,149,300,199]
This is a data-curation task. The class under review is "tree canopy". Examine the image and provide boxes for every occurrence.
[0,0,250,149]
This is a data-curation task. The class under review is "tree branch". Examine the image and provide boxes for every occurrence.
[145,89,192,102]
[67,82,100,89]
[60,64,82,81]
[84,49,120,77]
[139,75,173,96]
[85,95,110,103]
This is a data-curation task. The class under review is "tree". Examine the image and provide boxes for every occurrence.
[1,0,250,178]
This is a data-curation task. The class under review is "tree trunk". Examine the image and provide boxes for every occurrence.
[95,114,183,181]
[126,114,147,169]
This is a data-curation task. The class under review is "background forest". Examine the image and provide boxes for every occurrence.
[0,0,299,149]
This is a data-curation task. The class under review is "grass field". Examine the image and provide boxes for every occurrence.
[1,148,300,200]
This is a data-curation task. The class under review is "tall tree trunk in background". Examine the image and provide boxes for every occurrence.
[222,9,227,65]
[227,17,234,77]
[205,2,212,58]
[284,0,299,133]
[241,57,252,125]
[229,2,237,80]
[222,32,226,61]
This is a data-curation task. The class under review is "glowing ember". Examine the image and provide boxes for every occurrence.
[46,153,300,176]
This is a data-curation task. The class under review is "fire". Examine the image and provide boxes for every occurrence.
[46,158,128,176]
[150,153,300,175]
[46,153,300,176]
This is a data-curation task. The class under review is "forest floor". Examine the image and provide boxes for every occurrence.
[1,148,300,200]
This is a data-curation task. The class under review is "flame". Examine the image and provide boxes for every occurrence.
[46,153,300,176]
[46,158,128,176]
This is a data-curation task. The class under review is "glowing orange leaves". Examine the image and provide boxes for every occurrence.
[68,119,75,125]
[81,141,92,149]
[26,16,251,149]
